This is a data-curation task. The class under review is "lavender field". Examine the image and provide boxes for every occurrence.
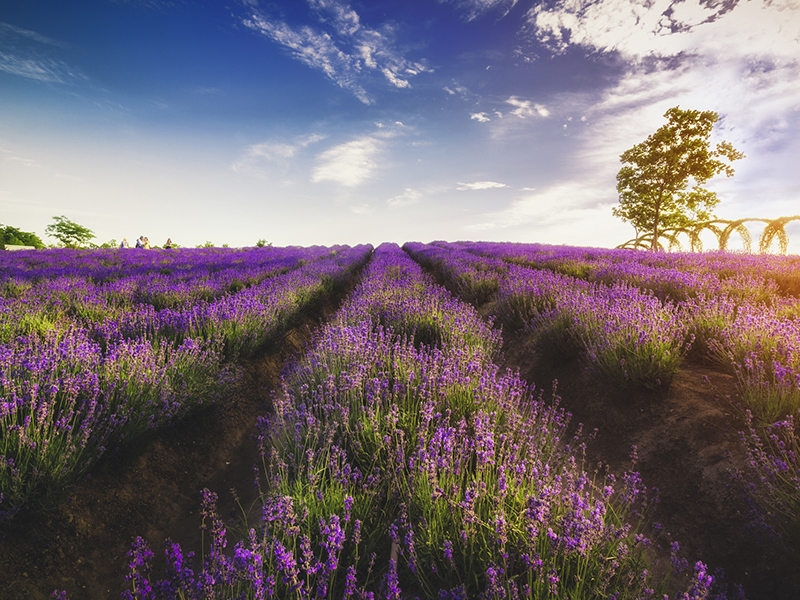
[1,242,799,599]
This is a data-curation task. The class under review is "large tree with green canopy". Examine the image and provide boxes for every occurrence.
[613,106,744,250]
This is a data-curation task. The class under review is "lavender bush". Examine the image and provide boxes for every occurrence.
[738,409,800,542]
[700,301,800,424]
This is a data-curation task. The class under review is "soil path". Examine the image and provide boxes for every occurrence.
[500,329,800,600]
[0,291,352,599]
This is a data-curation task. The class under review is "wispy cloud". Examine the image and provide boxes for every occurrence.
[506,96,550,119]
[468,96,549,125]
[444,84,469,96]
[232,133,326,177]
[311,121,406,187]
[0,22,83,84]
[387,188,422,208]
[466,181,624,245]
[457,181,509,191]
[0,23,62,47]
[440,0,520,21]
[349,202,372,214]
[242,0,430,104]
[0,144,39,169]
[311,135,383,186]
[109,0,180,8]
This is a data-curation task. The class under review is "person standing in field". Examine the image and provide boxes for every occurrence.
[164,238,173,249]
[120,238,129,248]
[135,236,144,248]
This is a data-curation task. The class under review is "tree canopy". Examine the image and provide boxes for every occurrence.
[0,224,45,249]
[45,215,95,248]
[613,106,744,250]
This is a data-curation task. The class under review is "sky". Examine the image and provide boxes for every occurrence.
[1,0,799,251]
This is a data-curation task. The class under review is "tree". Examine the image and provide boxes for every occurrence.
[613,106,744,250]
[0,224,45,249]
[45,215,95,248]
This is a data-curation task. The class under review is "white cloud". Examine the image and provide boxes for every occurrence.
[307,0,361,36]
[349,202,372,214]
[440,0,520,21]
[457,181,509,191]
[445,85,468,96]
[232,133,325,176]
[242,0,430,103]
[387,188,422,207]
[382,67,410,88]
[5,56,63,84]
[528,0,800,63]
[0,23,62,47]
[0,23,83,84]
[470,112,491,122]
[466,181,629,247]
[506,96,550,119]
[312,135,383,186]
[0,144,38,168]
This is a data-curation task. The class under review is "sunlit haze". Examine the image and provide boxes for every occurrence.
[2,0,799,251]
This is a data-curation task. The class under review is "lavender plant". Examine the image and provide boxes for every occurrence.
[738,409,800,542]
[706,302,800,423]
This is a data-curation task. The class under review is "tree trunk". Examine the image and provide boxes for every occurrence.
[650,190,665,251]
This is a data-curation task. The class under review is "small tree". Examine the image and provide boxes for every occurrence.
[613,106,744,250]
[0,224,45,249]
[45,215,95,248]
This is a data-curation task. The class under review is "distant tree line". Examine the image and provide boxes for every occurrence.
[1,216,273,250]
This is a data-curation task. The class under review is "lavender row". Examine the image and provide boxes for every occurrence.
[0,246,337,344]
[404,242,688,390]
[408,242,800,543]
[452,241,799,303]
[414,242,800,422]
[0,245,372,518]
[124,244,715,599]
[0,245,333,286]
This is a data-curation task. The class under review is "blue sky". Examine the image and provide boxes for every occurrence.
[1,0,799,250]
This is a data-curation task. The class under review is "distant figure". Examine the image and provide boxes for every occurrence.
[164,238,173,249]
[135,236,144,248]
[120,238,129,248]
[143,236,151,249]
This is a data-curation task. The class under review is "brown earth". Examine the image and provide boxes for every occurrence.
[2,278,799,599]
[499,327,800,600]
[0,327,308,599]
